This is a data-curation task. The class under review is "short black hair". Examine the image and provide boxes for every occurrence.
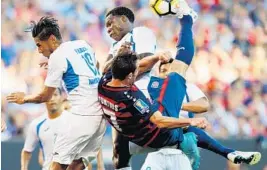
[106,6,135,23]
[111,52,138,80]
[31,16,62,41]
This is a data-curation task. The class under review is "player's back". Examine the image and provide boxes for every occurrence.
[98,71,183,148]
[48,40,101,116]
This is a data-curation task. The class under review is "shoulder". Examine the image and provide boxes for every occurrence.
[133,26,154,35]
[29,115,47,130]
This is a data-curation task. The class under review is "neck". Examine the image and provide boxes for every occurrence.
[120,27,134,40]
[47,109,62,119]
[107,79,130,87]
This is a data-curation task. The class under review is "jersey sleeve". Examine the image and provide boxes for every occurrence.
[44,53,67,88]
[23,121,38,152]
[130,89,155,118]
[187,83,208,101]
[133,27,157,54]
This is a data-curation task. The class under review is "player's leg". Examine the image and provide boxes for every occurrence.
[168,1,197,78]
[186,126,262,165]
[185,126,234,157]
[112,128,132,170]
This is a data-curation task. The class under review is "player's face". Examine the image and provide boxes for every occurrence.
[105,15,130,41]
[159,63,171,78]
[34,36,55,58]
[46,89,63,113]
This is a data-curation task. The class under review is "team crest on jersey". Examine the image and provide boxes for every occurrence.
[134,99,149,114]
[151,81,159,88]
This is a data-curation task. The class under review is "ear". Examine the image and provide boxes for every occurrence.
[121,15,129,23]
[127,72,133,80]
[48,35,56,42]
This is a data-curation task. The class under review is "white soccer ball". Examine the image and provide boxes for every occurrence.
[149,0,177,17]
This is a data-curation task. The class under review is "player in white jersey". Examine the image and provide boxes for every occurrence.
[21,88,64,170]
[21,88,105,170]
[104,6,158,170]
[7,17,106,170]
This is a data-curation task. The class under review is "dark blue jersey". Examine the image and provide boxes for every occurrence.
[98,71,182,148]
[148,72,186,118]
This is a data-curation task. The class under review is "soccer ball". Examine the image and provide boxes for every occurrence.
[149,0,177,17]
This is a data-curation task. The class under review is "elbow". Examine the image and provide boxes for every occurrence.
[197,98,210,113]
[151,115,166,128]
[155,122,166,128]
[154,119,168,128]
[202,99,210,112]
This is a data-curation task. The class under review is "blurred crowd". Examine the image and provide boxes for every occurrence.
[1,0,267,141]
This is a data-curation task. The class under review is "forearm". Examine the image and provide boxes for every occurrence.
[103,59,113,73]
[21,150,32,170]
[38,149,44,166]
[157,116,192,128]
[181,98,209,113]
[138,54,159,75]
[150,112,191,129]
[103,54,113,73]
[24,94,50,104]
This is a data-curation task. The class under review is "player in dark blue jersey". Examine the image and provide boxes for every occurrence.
[146,12,261,169]
[98,51,207,147]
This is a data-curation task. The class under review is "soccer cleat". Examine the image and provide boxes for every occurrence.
[171,0,198,22]
[227,151,262,165]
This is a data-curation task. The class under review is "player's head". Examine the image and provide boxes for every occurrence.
[105,6,135,41]
[46,88,63,114]
[111,52,139,86]
[31,16,62,58]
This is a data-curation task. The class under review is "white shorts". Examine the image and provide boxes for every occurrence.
[141,148,192,170]
[52,112,106,165]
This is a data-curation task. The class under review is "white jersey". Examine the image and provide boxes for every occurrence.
[23,112,64,170]
[180,83,207,118]
[109,26,157,99]
[45,40,101,116]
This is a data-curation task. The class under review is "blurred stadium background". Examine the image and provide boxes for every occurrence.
[1,0,267,169]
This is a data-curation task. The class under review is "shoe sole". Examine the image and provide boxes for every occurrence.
[234,152,262,165]
[248,152,261,165]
